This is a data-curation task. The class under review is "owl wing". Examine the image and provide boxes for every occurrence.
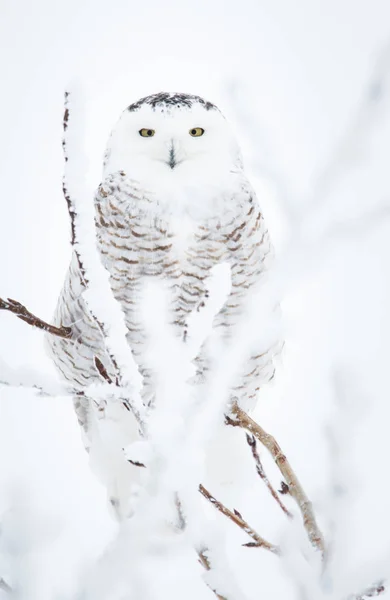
[212,181,279,408]
[47,172,174,437]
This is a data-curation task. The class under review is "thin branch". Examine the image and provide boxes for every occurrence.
[0,376,69,398]
[127,458,146,468]
[0,297,72,339]
[124,458,278,553]
[94,356,113,384]
[245,433,292,518]
[127,456,278,556]
[199,484,280,555]
[198,549,228,600]
[228,403,325,557]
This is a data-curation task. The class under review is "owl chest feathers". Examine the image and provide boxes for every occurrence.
[94,173,246,329]
[48,169,275,419]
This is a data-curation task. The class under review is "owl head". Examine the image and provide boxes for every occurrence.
[104,93,243,191]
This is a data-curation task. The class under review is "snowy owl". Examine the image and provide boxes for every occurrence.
[47,92,277,513]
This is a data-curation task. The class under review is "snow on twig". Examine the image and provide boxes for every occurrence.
[348,582,386,600]
[62,86,145,426]
[199,484,280,555]
[0,357,70,397]
[198,550,228,600]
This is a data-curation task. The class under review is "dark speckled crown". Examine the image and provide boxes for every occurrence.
[127,92,217,112]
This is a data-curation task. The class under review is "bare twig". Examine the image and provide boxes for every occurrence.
[228,403,325,557]
[127,458,146,468]
[0,297,72,339]
[198,549,228,600]
[246,433,292,518]
[124,457,278,554]
[94,356,113,384]
[199,484,280,555]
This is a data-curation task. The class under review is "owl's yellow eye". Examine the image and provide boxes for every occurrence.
[189,127,205,137]
[139,128,155,137]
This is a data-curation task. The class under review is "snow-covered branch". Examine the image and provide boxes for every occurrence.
[62,87,146,426]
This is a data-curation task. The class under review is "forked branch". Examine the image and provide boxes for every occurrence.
[246,432,292,518]
[228,403,325,556]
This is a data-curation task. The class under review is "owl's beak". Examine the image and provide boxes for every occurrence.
[164,140,183,169]
[168,141,177,169]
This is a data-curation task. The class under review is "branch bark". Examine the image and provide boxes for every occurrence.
[245,433,292,518]
[0,297,72,339]
[228,403,325,557]
[199,483,280,555]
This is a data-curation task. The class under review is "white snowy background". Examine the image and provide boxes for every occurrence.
[1,0,390,598]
